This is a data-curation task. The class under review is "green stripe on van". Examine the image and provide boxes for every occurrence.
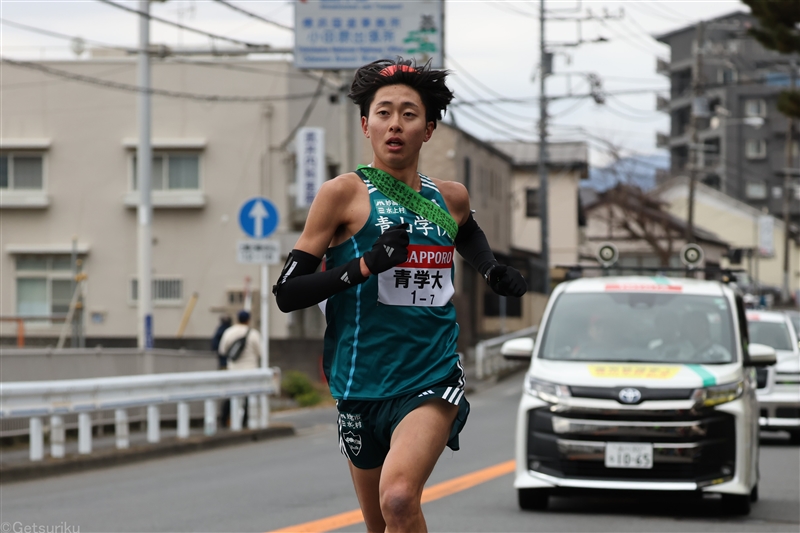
[686,364,717,387]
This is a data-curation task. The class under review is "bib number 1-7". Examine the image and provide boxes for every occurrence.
[377,245,454,307]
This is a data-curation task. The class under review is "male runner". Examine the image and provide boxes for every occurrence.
[273,58,527,533]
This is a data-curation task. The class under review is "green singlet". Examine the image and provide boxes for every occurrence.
[323,170,460,400]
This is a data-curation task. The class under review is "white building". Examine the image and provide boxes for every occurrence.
[0,56,524,350]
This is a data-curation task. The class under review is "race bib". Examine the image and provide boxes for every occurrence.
[377,245,454,307]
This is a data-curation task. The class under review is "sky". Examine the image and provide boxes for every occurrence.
[0,0,748,167]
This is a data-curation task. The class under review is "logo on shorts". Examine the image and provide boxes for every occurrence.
[343,431,362,456]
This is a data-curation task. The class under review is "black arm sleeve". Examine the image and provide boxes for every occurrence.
[455,213,498,278]
[272,249,367,313]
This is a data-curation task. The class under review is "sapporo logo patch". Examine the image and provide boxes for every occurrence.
[343,431,362,456]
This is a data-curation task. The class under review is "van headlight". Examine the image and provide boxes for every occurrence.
[691,380,744,408]
[525,376,571,403]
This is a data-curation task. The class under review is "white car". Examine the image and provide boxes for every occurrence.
[503,276,777,515]
[746,310,800,443]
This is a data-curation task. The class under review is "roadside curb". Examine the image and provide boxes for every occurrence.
[0,423,295,484]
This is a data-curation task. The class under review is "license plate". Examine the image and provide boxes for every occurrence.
[605,442,653,469]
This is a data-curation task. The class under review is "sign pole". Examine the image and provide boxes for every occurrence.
[261,262,269,427]
[261,263,268,370]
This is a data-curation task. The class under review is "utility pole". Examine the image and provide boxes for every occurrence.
[137,0,153,350]
[686,20,705,244]
[539,0,551,295]
[782,59,796,303]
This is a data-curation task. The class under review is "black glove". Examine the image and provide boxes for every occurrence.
[362,223,410,274]
[486,264,527,297]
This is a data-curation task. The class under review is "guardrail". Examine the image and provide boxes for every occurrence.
[0,368,280,462]
[474,326,538,380]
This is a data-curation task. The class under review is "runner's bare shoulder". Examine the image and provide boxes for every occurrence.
[430,178,470,225]
[309,172,364,216]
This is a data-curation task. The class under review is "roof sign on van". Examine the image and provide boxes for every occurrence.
[604,284,683,292]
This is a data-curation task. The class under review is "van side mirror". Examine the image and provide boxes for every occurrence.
[501,337,534,361]
[747,343,777,367]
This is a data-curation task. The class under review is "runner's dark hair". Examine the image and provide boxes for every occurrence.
[348,57,454,128]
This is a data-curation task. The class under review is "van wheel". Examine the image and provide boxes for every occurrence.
[722,494,752,516]
[750,484,759,503]
[518,488,549,511]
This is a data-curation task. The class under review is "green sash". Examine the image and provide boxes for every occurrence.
[355,165,458,242]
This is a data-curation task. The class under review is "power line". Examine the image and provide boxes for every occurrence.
[551,125,668,166]
[598,18,663,56]
[622,12,669,50]
[278,76,326,150]
[212,0,293,32]
[601,100,667,122]
[0,17,135,53]
[446,55,509,101]
[96,0,270,49]
[550,97,590,118]
[0,16,311,82]
[453,104,536,142]
[451,87,668,110]
[449,77,539,124]
[1,57,319,103]
[606,94,659,116]
[638,1,694,24]
[487,2,538,19]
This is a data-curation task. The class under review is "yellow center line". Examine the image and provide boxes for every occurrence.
[266,459,515,533]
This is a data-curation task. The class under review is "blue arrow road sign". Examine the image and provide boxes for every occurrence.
[238,197,279,239]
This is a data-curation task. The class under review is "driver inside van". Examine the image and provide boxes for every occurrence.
[680,310,731,362]
[648,310,692,359]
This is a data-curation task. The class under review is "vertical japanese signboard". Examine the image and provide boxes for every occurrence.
[758,215,775,257]
[296,127,326,208]
[294,0,444,70]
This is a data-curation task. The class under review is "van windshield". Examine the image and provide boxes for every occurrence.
[538,292,736,364]
[747,321,794,351]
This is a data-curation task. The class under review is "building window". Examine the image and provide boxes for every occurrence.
[744,99,767,117]
[132,153,200,190]
[131,278,183,303]
[746,181,768,200]
[718,67,738,85]
[0,154,44,190]
[526,188,539,218]
[15,256,73,318]
[745,139,767,160]
[464,157,471,193]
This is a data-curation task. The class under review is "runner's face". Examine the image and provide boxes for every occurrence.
[362,84,434,169]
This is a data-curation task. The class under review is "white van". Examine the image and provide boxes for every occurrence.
[503,276,777,515]
[745,310,800,442]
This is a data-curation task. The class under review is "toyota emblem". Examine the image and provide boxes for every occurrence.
[618,388,642,404]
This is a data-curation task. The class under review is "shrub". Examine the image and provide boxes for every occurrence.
[295,389,323,407]
[282,370,315,399]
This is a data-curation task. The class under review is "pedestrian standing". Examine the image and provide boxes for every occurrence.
[273,57,527,533]
[218,310,262,427]
[211,315,233,369]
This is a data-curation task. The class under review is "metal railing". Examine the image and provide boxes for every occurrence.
[0,368,280,462]
[474,326,537,380]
